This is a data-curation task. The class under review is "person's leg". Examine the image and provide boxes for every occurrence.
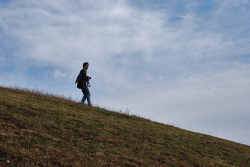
[85,86,92,106]
[81,88,87,104]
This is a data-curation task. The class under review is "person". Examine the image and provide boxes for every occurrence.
[75,62,92,106]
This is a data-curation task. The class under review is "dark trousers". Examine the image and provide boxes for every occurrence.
[81,86,91,106]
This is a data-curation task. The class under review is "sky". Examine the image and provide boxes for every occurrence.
[0,0,250,145]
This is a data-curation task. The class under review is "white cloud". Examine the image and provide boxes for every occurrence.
[1,0,250,145]
[2,0,248,70]
[45,69,67,79]
[1,0,167,65]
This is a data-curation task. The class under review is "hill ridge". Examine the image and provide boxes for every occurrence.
[0,86,250,167]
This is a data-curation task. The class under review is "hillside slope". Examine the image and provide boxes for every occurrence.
[0,87,250,167]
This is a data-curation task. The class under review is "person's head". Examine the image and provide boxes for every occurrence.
[83,62,89,70]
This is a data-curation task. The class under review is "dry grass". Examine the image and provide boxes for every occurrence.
[0,86,250,167]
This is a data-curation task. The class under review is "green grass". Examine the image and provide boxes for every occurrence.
[0,86,250,167]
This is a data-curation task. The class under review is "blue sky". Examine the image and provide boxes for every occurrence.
[1,0,250,145]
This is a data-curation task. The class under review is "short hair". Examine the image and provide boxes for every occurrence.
[83,62,89,67]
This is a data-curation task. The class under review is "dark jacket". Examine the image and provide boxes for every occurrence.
[76,69,87,89]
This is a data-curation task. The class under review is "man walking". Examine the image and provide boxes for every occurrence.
[75,62,92,106]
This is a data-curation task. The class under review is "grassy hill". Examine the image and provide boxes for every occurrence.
[0,86,250,167]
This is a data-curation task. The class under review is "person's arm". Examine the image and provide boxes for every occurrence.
[75,69,85,84]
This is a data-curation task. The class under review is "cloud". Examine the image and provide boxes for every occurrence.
[1,0,250,145]
[45,69,67,79]
[0,1,215,63]
[1,0,248,74]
